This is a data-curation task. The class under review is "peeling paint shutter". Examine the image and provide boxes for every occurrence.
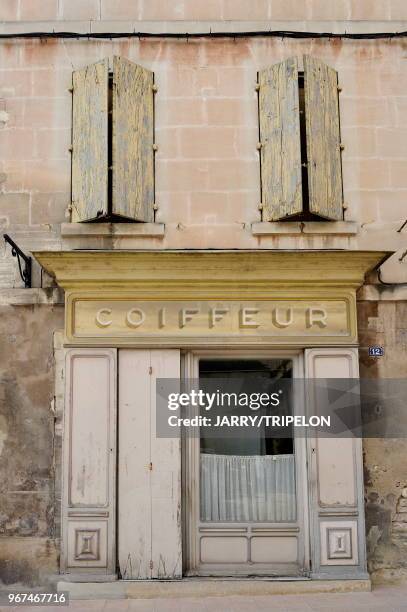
[258,57,302,221]
[112,57,155,222]
[304,55,343,220]
[71,60,108,222]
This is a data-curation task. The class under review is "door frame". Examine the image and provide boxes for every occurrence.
[181,349,310,577]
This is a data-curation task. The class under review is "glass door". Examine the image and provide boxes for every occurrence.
[183,352,308,577]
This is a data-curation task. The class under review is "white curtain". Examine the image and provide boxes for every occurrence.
[200,454,296,522]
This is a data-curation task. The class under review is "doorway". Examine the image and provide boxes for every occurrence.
[182,351,309,577]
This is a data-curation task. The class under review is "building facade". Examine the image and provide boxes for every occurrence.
[0,0,406,591]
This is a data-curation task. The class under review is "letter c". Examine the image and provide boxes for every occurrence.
[95,308,112,328]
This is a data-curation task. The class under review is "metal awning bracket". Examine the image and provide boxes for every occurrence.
[3,234,32,288]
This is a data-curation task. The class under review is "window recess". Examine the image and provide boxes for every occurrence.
[258,56,344,222]
[71,57,155,223]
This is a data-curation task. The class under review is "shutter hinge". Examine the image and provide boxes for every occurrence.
[148,462,153,471]
[256,142,263,150]
[339,143,345,151]
[68,87,73,93]
[152,143,159,152]
[152,84,158,93]
[258,203,263,211]
[255,82,260,91]
[149,560,154,570]
[337,86,342,92]
[149,365,153,375]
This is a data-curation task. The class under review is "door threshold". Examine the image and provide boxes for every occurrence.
[182,576,310,581]
[58,577,371,599]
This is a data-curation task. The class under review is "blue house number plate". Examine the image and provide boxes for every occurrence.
[368,346,384,357]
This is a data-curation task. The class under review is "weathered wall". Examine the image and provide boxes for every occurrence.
[0,35,406,284]
[358,295,407,583]
[1,0,406,22]
[0,304,63,586]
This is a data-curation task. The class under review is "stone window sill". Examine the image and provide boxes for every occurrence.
[251,221,358,236]
[61,222,165,238]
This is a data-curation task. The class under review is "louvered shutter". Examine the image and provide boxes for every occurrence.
[304,55,343,220]
[258,57,302,221]
[112,57,155,221]
[71,60,108,222]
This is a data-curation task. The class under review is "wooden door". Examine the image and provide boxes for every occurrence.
[183,352,308,577]
[118,349,182,579]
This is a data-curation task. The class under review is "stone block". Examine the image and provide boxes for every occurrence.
[350,0,390,20]
[269,0,307,19]
[390,161,407,189]
[222,0,270,20]
[20,0,58,20]
[62,0,100,20]
[0,0,18,20]
[31,192,69,225]
[0,193,30,224]
[390,0,407,19]
[179,126,237,158]
[342,159,390,190]
[377,128,407,158]
[0,130,35,161]
[101,0,140,20]
[309,0,350,20]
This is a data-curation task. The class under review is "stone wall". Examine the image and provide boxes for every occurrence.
[0,36,406,286]
[358,295,407,583]
[0,304,63,586]
[1,0,406,22]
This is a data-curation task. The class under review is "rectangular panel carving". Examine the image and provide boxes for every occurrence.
[251,537,298,563]
[320,521,358,566]
[68,354,112,506]
[200,537,248,564]
[67,520,107,568]
[68,297,355,347]
[306,349,358,507]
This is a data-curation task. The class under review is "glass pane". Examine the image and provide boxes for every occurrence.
[199,359,296,523]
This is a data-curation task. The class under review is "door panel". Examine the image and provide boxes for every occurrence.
[305,348,367,578]
[118,349,181,579]
[62,348,117,577]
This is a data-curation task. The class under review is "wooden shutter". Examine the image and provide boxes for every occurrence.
[258,57,302,221]
[112,57,155,222]
[71,60,108,222]
[304,56,343,220]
